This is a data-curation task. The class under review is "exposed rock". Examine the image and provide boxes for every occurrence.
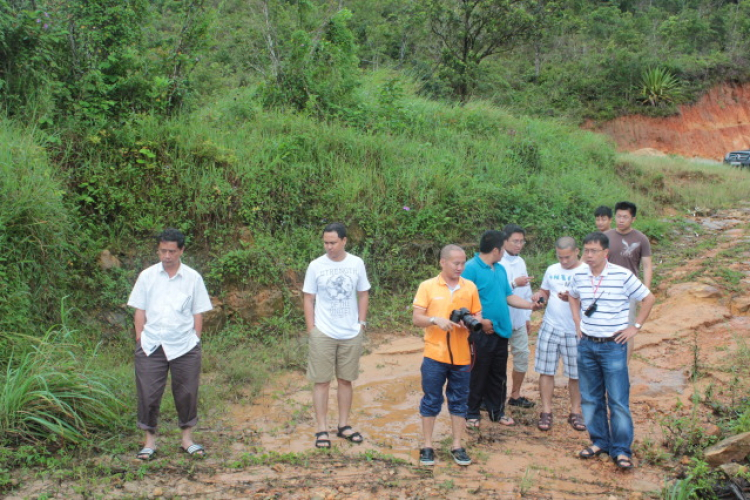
[97,249,122,270]
[731,296,750,313]
[202,296,225,332]
[702,424,723,438]
[694,207,716,217]
[720,463,749,479]
[632,148,666,157]
[690,284,723,299]
[704,432,750,467]
[152,487,164,498]
[224,288,284,323]
[666,282,722,299]
[102,308,128,327]
[238,227,255,245]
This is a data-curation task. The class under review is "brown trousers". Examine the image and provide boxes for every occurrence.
[135,342,201,432]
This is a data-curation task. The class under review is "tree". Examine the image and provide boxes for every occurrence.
[425,0,534,100]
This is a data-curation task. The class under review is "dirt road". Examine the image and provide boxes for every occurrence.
[8,207,750,499]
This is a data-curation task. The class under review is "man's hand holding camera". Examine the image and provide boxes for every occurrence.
[431,316,459,332]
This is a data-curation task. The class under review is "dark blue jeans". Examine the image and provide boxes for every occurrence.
[419,357,471,417]
[577,336,633,458]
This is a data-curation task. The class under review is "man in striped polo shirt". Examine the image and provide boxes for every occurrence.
[568,232,656,470]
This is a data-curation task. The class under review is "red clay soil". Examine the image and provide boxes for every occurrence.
[589,82,750,161]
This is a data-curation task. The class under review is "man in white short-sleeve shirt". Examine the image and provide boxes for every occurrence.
[568,232,655,470]
[303,222,370,449]
[128,228,213,461]
[531,237,587,433]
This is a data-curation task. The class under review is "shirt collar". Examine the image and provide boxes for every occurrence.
[158,262,183,278]
[586,261,611,278]
[437,273,464,287]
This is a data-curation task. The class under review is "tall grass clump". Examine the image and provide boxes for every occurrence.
[0,318,127,445]
[0,120,75,346]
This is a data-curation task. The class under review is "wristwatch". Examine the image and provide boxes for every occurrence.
[358,320,367,326]
[634,323,642,329]
[429,317,436,325]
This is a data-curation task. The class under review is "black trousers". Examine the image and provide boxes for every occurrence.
[467,333,509,421]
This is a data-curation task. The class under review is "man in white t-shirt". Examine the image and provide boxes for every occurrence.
[531,237,587,433]
[500,224,535,408]
[303,223,370,449]
[128,228,213,461]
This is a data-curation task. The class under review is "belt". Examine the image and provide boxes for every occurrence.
[581,333,616,343]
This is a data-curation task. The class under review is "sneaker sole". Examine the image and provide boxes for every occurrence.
[420,459,435,466]
[453,458,472,466]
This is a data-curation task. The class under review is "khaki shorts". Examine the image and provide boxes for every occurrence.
[307,327,364,383]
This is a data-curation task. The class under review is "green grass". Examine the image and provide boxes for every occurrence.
[619,154,750,212]
[0,324,127,446]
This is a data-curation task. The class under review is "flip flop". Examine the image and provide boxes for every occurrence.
[465,418,480,430]
[181,443,206,457]
[498,415,515,426]
[336,425,364,443]
[136,447,156,461]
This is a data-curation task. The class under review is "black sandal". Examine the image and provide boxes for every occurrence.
[336,425,364,443]
[578,446,606,459]
[314,431,331,449]
[614,456,634,469]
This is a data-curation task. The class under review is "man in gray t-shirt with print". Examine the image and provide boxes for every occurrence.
[303,222,370,449]
[605,201,652,360]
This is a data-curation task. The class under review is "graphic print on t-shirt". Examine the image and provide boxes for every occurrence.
[324,272,355,317]
[619,240,640,258]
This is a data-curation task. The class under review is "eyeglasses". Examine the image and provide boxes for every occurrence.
[509,239,526,245]
[582,248,604,255]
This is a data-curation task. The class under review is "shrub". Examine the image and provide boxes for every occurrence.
[0,120,74,344]
[0,320,127,445]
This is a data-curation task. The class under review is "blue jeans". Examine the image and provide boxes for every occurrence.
[419,357,471,418]
[577,337,633,458]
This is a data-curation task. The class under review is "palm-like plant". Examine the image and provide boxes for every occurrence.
[639,67,683,107]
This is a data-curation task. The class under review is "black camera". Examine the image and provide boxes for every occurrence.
[584,302,598,317]
[450,308,483,333]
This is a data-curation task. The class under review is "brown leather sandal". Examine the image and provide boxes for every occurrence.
[568,413,587,431]
[537,412,553,431]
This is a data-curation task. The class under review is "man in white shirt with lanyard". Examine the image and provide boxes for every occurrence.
[303,222,370,449]
[568,232,655,470]
[128,228,213,461]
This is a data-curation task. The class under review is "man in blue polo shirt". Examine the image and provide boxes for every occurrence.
[463,230,539,428]
[568,232,655,470]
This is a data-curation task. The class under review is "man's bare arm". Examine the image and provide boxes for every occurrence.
[641,256,653,289]
[357,290,369,324]
[303,292,316,333]
[194,313,203,338]
[134,308,146,342]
